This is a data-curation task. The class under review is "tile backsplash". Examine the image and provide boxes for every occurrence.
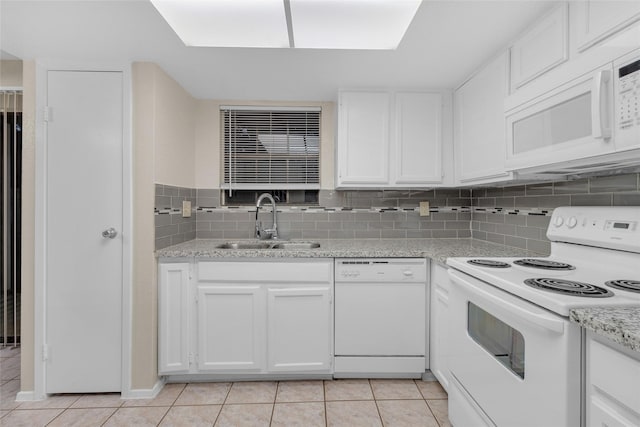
[470,173,640,255]
[154,173,640,252]
[155,184,196,250]
[155,188,472,249]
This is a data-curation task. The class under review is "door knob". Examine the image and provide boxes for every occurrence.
[102,228,118,239]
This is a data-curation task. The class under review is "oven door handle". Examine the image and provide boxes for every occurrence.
[448,270,565,334]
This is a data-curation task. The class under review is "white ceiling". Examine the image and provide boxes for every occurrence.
[0,0,556,101]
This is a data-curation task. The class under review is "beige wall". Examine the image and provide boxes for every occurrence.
[153,67,196,188]
[194,100,335,190]
[131,62,196,389]
[0,60,23,86]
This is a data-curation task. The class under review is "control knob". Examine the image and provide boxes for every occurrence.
[566,216,578,229]
[553,216,564,227]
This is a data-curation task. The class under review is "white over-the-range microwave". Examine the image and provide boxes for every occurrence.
[505,48,640,175]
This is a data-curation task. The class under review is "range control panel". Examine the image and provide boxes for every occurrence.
[548,207,640,253]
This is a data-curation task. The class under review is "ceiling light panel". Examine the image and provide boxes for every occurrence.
[150,0,290,48]
[290,0,422,50]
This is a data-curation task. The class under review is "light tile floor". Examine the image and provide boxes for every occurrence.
[0,347,451,426]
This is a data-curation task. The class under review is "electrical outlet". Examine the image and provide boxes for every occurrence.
[419,201,430,217]
[182,200,192,218]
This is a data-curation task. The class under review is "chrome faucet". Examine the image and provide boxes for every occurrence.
[255,193,279,240]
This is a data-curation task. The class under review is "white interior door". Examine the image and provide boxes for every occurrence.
[46,70,123,393]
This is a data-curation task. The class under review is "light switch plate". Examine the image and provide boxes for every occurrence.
[419,201,430,217]
[182,200,192,218]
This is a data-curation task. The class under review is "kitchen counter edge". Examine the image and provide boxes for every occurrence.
[570,307,640,354]
[155,238,539,264]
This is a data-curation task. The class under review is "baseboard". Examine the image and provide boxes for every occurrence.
[120,378,165,400]
[15,391,38,402]
[421,371,437,381]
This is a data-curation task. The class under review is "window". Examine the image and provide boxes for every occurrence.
[221,106,321,196]
[467,302,525,379]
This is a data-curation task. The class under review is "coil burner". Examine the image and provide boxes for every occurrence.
[605,280,640,294]
[467,259,511,268]
[524,278,614,297]
[514,259,575,270]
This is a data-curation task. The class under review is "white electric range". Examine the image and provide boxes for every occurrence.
[446,206,640,427]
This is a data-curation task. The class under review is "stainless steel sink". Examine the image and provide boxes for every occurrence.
[215,241,321,250]
[215,242,273,249]
[271,242,321,249]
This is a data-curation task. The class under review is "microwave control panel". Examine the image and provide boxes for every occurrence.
[618,57,640,130]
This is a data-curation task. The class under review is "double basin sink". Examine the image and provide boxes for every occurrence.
[216,241,321,250]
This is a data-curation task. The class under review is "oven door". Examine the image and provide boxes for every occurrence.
[448,269,581,427]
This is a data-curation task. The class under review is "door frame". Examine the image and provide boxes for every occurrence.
[32,61,132,400]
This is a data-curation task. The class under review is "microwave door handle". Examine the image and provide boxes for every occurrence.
[591,69,612,139]
[448,270,565,334]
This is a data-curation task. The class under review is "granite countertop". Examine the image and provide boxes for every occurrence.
[570,307,640,353]
[156,238,540,263]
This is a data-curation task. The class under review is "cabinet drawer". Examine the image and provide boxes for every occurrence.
[589,339,640,412]
[198,260,332,283]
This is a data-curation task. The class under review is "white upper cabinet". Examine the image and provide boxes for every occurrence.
[571,0,640,54]
[454,52,512,185]
[337,90,443,188]
[510,4,569,92]
[337,91,391,186]
[394,92,443,185]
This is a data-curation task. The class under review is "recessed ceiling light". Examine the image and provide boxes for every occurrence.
[150,0,422,50]
[150,0,290,48]
[290,0,422,50]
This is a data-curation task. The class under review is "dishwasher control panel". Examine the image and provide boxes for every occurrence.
[335,258,427,282]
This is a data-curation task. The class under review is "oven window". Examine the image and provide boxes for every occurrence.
[468,302,525,379]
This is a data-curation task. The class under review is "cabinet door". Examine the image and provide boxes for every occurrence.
[572,1,640,53]
[158,263,190,374]
[429,264,450,391]
[267,286,332,372]
[587,336,640,426]
[394,92,442,185]
[510,4,568,91]
[589,396,637,427]
[455,52,512,184]
[197,286,265,371]
[337,91,390,186]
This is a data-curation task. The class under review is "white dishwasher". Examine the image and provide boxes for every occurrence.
[334,258,427,378]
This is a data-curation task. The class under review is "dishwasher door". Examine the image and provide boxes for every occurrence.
[335,281,426,355]
[334,258,427,376]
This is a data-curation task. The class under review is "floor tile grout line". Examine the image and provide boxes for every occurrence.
[154,404,171,426]
[323,379,328,427]
[425,399,444,427]
[268,381,279,426]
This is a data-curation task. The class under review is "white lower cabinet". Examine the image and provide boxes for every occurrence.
[267,287,332,372]
[429,262,450,391]
[586,332,640,427]
[158,259,333,376]
[197,285,265,371]
[158,262,190,374]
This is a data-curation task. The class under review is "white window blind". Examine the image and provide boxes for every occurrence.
[221,106,321,191]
